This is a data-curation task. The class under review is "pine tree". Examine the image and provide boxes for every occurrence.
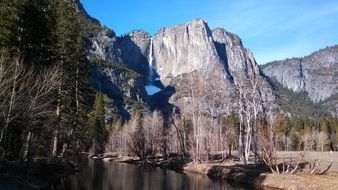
[0,0,56,160]
[21,0,51,66]
[0,0,25,55]
[49,0,93,159]
[0,0,94,162]
[0,0,26,158]
[89,92,107,155]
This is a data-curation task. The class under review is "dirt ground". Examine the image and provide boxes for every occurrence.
[275,151,338,190]
[185,151,338,190]
[297,171,338,190]
[276,151,338,172]
[106,151,338,189]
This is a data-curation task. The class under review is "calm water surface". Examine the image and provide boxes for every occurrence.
[57,159,252,190]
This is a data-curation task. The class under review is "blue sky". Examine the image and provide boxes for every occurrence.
[80,0,338,64]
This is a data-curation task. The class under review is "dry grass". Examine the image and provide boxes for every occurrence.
[279,151,338,190]
[276,151,338,172]
[183,151,338,190]
[297,172,338,190]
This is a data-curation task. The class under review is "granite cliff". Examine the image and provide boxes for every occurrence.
[75,0,338,117]
[262,46,338,115]
[85,17,277,116]
[262,46,338,102]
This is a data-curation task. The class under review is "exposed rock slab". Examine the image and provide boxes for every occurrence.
[262,46,338,103]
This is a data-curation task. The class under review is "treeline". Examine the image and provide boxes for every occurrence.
[274,114,338,151]
[0,0,100,165]
[105,71,338,164]
[106,108,338,162]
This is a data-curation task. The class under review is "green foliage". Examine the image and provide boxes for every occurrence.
[48,0,95,155]
[108,115,122,134]
[0,0,95,163]
[276,114,338,151]
[273,80,320,116]
[89,92,107,154]
[0,0,25,54]
[268,77,338,117]
[49,0,77,56]
[91,58,140,79]
[21,0,51,66]
[73,0,106,37]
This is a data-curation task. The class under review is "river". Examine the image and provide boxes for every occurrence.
[56,159,252,190]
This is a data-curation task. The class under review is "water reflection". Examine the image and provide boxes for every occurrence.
[58,159,250,190]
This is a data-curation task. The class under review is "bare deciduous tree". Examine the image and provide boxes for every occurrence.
[17,65,60,163]
[126,110,164,160]
[0,57,26,148]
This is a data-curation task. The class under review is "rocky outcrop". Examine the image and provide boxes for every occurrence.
[87,29,151,75]
[87,29,122,62]
[121,30,150,75]
[262,45,338,102]
[211,28,276,111]
[152,19,224,85]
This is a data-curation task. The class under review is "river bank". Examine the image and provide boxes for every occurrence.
[184,162,327,190]
[3,151,328,190]
[105,154,335,190]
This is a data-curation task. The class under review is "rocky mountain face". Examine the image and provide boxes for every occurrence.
[85,15,277,116]
[75,0,338,118]
[211,28,276,110]
[88,29,150,75]
[262,46,338,114]
[152,19,222,85]
[262,46,338,102]
[74,1,151,119]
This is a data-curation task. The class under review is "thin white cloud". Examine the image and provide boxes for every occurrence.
[208,0,338,64]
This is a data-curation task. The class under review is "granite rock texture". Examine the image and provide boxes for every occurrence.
[262,46,338,102]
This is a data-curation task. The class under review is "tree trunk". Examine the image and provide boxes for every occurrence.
[52,130,58,158]
[60,128,75,159]
[52,67,63,158]
[0,60,19,145]
[22,131,32,162]
[60,142,68,158]
[17,130,32,165]
[228,144,232,157]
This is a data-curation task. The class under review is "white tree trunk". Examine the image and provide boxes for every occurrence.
[0,60,19,144]
[22,131,32,161]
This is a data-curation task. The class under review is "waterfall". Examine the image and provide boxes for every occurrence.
[145,37,161,96]
[148,38,154,83]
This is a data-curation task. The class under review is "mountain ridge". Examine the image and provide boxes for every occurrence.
[261,45,338,115]
[262,45,338,101]
[84,15,278,118]
[75,0,337,117]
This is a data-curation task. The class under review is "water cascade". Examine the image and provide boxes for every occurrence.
[148,38,154,83]
[145,38,161,95]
